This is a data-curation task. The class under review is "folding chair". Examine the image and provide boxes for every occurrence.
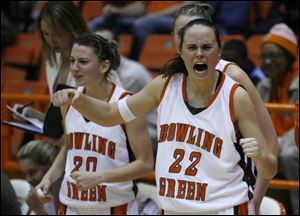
[2,31,42,74]
[119,34,133,57]
[246,34,264,67]
[81,1,103,22]
[221,34,245,44]
[139,34,177,77]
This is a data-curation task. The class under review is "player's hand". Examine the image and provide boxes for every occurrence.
[25,185,47,215]
[12,104,36,120]
[52,89,80,107]
[35,176,52,196]
[70,171,101,190]
[240,138,260,159]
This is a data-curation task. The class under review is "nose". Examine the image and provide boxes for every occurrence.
[195,48,203,57]
[71,60,79,71]
[262,56,272,65]
[48,36,58,46]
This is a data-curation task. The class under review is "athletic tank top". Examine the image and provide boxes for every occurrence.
[156,72,255,212]
[59,85,136,208]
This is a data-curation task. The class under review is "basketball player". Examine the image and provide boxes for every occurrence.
[36,33,153,215]
[52,19,277,215]
[172,3,280,214]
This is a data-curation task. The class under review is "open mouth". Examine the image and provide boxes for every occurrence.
[193,63,208,73]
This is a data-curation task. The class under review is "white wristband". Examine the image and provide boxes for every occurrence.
[117,97,137,122]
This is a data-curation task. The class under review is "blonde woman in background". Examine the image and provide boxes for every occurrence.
[13,1,90,146]
[17,140,60,214]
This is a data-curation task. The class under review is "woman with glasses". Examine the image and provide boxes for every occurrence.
[257,23,299,215]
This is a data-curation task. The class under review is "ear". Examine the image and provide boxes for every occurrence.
[179,51,183,59]
[99,60,111,74]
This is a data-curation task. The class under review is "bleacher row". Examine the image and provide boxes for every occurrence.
[1,31,265,91]
[2,0,271,94]
[1,3,298,213]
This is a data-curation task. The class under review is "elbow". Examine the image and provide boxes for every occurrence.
[141,157,154,174]
[147,160,155,172]
[269,156,278,179]
[261,154,278,180]
[144,158,154,173]
[95,115,121,127]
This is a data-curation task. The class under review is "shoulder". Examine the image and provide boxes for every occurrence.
[224,63,247,82]
[138,74,170,103]
[233,86,254,116]
[224,63,259,95]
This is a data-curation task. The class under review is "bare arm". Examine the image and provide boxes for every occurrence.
[226,64,279,156]
[71,116,154,189]
[52,76,165,127]
[35,105,69,194]
[13,104,45,122]
[226,65,278,213]
[234,86,277,179]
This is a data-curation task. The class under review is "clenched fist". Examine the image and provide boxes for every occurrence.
[240,137,261,159]
[52,89,80,107]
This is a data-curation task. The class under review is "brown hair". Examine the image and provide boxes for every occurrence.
[74,33,121,75]
[163,19,221,77]
[36,1,90,66]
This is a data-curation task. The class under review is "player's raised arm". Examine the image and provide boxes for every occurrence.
[52,75,166,126]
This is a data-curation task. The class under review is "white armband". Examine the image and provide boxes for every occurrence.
[117,97,137,122]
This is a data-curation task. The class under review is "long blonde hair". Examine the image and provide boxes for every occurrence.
[17,140,59,166]
[36,1,90,66]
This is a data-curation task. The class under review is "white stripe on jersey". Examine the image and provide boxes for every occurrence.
[216,59,233,72]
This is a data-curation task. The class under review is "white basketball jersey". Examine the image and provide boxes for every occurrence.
[216,59,235,72]
[60,85,137,208]
[156,73,255,212]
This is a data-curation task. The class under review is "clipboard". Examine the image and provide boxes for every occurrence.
[1,120,44,135]
[1,84,74,138]
[2,105,45,136]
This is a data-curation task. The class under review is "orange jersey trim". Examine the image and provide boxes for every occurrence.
[158,76,172,105]
[229,83,241,124]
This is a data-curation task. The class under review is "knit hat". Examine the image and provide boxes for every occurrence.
[263,23,298,58]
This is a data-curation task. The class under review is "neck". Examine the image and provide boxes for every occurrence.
[188,71,218,95]
[186,71,219,108]
[85,79,112,101]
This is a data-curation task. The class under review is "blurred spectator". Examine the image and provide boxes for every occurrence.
[1,1,38,32]
[207,1,283,36]
[1,170,22,215]
[17,140,61,215]
[256,23,299,215]
[130,1,188,60]
[222,39,266,86]
[88,1,148,34]
[12,1,90,146]
[249,1,284,35]
[1,11,17,52]
[279,1,299,36]
[95,29,158,157]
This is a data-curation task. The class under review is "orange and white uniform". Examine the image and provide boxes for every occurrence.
[59,85,138,215]
[216,59,235,72]
[156,72,255,214]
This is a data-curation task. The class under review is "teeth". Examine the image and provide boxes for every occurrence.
[193,63,207,72]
